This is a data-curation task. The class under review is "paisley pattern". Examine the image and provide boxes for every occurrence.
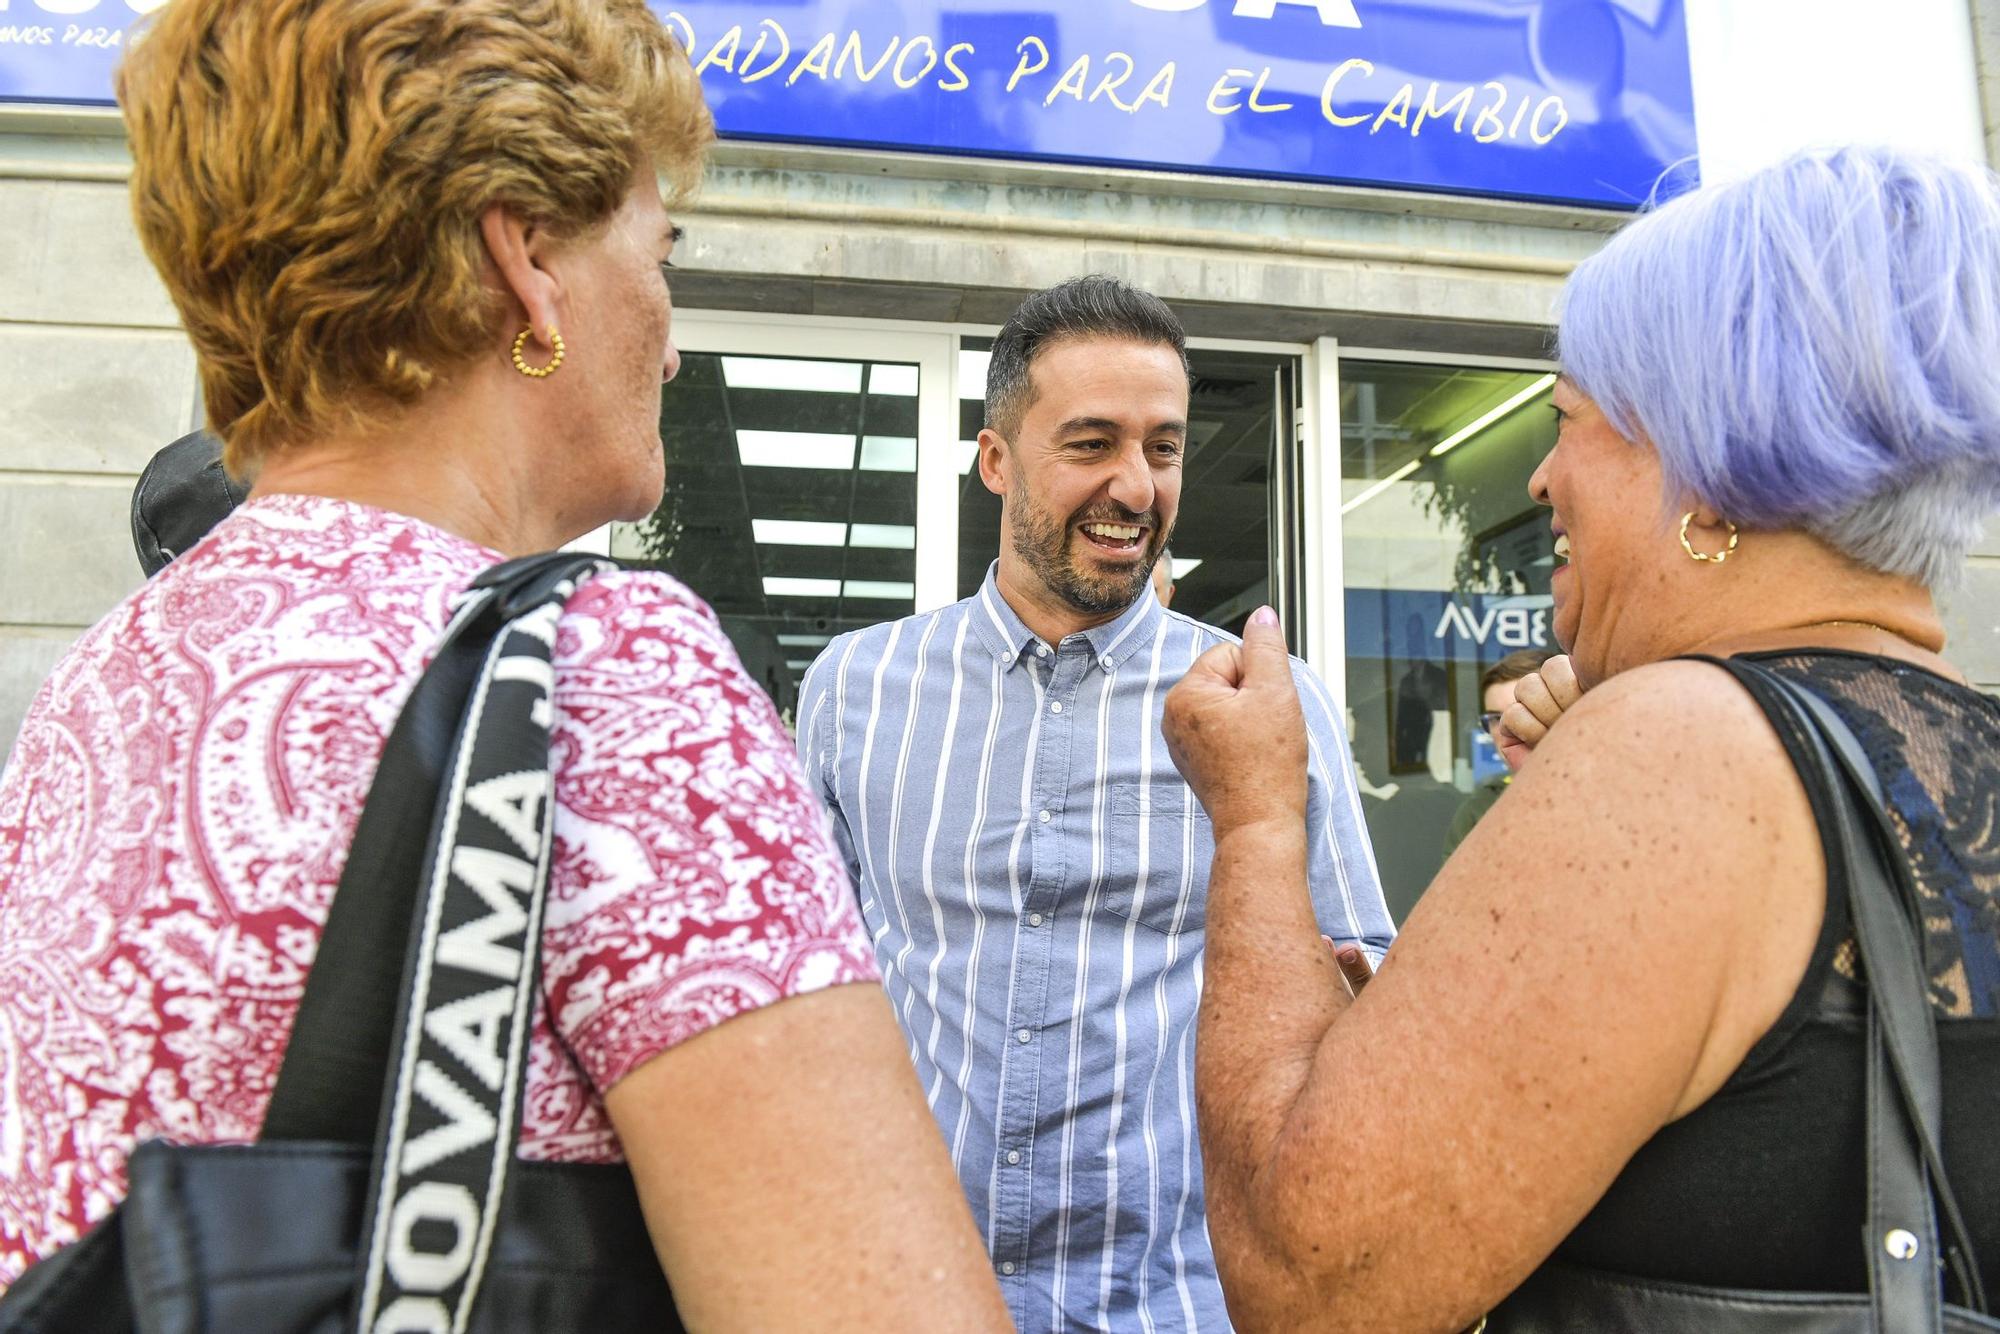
[0,495,878,1282]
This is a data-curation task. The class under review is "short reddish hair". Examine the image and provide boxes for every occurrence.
[117,0,713,474]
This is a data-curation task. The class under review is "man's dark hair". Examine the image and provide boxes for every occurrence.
[1478,648,1556,698]
[985,275,1190,439]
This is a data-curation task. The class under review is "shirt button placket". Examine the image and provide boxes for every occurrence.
[1003,644,1076,1295]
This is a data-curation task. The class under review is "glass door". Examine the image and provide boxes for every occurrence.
[613,316,953,731]
[1332,351,1559,923]
[1269,357,1308,644]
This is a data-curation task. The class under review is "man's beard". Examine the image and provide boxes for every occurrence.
[1008,491,1169,616]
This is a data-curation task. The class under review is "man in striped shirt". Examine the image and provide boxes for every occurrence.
[797,276,1392,1331]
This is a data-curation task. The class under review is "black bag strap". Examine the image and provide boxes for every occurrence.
[350,551,611,1333]
[238,551,609,1329]
[1728,660,1988,1323]
[261,554,609,1143]
[260,581,512,1143]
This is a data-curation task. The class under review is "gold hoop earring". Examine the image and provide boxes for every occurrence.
[511,325,565,379]
[1680,512,1740,564]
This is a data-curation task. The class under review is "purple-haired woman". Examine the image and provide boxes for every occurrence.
[1164,146,2000,1331]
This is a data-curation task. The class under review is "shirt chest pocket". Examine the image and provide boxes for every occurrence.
[1099,776,1212,937]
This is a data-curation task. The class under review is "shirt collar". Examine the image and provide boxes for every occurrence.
[969,561,1165,674]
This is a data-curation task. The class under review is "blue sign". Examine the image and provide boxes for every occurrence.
[1346,588,1555,663]
[2,0,1697,208]
[0,2,137,105]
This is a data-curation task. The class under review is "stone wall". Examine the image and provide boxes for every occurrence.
[1948,519,2000,695]
[1938,0,1999,692]
[0,138,195,754]
[1975,0,2000,163]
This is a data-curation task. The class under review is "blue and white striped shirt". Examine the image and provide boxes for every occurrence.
[798,566,1392,1332]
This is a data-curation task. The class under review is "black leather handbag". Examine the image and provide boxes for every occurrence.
[1489,661,1996,1334]
[0,552,683,1334]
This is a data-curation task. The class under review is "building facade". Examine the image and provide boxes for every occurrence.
[2,0,1995,920]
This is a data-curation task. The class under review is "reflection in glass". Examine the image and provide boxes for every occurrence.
[613,351,919,731]
[1339,360,1557,923]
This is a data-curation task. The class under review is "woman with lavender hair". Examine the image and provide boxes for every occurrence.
[1164,146,2000,1332]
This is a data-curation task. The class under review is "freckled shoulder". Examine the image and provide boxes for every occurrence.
[1543,657,1784,767]
[1492,653,1820,944]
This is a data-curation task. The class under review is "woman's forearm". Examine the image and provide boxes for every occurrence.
[1196,815,1354,1327]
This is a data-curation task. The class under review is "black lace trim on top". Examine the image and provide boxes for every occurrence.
[1733,650,2000,1021]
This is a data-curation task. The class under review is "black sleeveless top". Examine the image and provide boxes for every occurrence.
[1553,650,2000,1297]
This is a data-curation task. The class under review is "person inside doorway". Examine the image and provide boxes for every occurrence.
[796,274,1392,1330]
[1151,544,1177,607]
[1441,647,1557,856]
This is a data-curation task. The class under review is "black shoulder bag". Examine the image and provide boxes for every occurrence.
[1489,661,1996,1333]
[0,552,683,1333]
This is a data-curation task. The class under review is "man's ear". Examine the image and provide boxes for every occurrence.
[479,205,563,352]
[977,427,1012,498]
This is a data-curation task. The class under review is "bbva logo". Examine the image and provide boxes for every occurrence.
[1127,0,1363,29]
[1434,603,1551,650]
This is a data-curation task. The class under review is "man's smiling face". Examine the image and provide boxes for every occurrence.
[984,336,1189,620]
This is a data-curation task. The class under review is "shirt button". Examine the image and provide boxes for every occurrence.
[1050,701,1064,715]
[1028,912,1044,926]
[1038,809,1051,824]
[1000,1261,1017,1276]
[1036,645,1049,657]
[1016,1027,1032,1044]
[1006,1149,1023,1165]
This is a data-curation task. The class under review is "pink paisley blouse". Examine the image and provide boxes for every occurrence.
[0,494,878,1282]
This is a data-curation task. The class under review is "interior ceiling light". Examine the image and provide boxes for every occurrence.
[1427,374,1557,459]
[764,576,841,598]
[1170,558,1203,579]
[958,348,991,400]
[738,430,856,470]
[1341,372,1556,517]
[843,579,915,601]
[786,659,818,672]
[848,523,917,550]
[753,518,847,547]
[858,436,917,472]
[1338,458,1424,516]
[777,633,833,648]
[868,364,920,397]
[721,357,862,394]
